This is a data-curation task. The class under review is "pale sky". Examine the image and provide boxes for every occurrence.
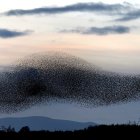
[0,0,140,124]
[0,0,140,68]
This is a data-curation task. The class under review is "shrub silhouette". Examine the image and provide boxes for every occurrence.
[19,126,30,133]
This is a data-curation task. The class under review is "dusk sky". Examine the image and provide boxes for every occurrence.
[0,0,140,124]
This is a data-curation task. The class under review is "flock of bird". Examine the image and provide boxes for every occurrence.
[0,51,139,113]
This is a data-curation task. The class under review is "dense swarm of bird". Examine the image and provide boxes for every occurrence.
[0,51,140,113]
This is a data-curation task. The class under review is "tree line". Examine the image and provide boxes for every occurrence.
[0,124,140,139]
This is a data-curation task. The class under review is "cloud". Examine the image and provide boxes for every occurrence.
[0,29,32,38]
[3,2,133,16]
[61,26,130,35]
[116,10,140,21]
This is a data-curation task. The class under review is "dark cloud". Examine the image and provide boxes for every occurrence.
[3,2,133,16]
[61,26,130,35]
[0,29,32,38]
[0,52,140,113]
[116,10,140,21]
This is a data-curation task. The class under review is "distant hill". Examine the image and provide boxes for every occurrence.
[0,116,96,131]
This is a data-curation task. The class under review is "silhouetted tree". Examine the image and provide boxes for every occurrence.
[7,125,15,132]
[19,126,30,133]
[0,125,15,132]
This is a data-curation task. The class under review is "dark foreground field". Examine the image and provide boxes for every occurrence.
[0,125,140,139]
